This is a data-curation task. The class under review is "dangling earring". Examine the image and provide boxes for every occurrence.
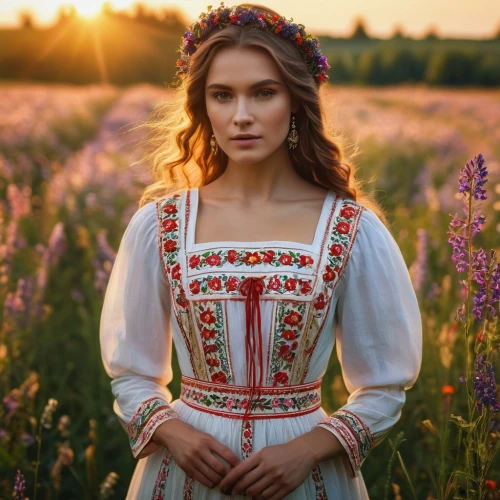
[287,115,299,149]
[210,133,219,155]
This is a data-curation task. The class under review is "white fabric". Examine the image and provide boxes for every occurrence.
[100,190,422,499]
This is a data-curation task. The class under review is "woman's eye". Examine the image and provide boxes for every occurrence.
[213,90,275,101]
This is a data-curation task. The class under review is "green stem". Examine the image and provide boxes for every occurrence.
[33,423,43,500]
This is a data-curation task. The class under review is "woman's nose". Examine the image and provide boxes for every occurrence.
[232,99,254,126]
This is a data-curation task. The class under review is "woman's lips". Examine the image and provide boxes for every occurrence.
[231,137,261,146]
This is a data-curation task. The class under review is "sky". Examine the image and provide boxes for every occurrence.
[0,0,498,39]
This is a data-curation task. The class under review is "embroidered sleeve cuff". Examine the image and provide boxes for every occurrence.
[316,409,374,479]
[125,397,179,459]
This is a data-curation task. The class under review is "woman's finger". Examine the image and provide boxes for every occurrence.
[210,439,241,468]
[193,457,225,486]
[202,450,231,477]
[233,465,267,496]
[188,467,216,490]
[256,482,282,500]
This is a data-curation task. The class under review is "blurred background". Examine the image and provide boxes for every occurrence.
[0,1,499,499]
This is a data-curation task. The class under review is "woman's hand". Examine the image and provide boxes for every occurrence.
[218,439,316,499]
[152,419,241,489]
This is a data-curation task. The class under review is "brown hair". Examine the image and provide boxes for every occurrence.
[132,3,388,226]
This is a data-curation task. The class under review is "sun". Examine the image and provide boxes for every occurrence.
[70,0,105,18]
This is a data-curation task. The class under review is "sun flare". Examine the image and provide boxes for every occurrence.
[70,0,105,18]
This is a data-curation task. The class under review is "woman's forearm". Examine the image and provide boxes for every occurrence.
[292,426,348,464]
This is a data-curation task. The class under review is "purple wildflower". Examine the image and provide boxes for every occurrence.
[474,354,500,413]
[458,153,488,200]
[13,469,26,500]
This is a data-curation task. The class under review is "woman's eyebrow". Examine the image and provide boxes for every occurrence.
[206,78,284,90]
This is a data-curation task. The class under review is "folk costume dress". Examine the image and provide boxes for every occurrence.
[100,187,422,499]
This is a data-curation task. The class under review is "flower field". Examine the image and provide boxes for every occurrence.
[1,82,499,499]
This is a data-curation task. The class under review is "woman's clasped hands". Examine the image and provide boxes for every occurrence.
[218,439,316,499]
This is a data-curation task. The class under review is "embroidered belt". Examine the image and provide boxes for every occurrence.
[180,375,322,420]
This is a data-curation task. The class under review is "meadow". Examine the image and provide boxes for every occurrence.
[0,81,499,499]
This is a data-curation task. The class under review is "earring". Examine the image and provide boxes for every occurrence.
[210,133,219,155]
[287,115,299,149]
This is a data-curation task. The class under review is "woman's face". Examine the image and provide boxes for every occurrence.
[205,45,296,164]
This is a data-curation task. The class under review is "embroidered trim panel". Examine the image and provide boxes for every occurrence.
[188,249,316,271]
[151,450,172,500]
[311,464,328,499]
[267,300,309,386]
[156,193,208,380]
[125,397,179,458]
[192,300,234,384]
[188,273,315,298]
[293,199,365,383]
[317,409,375,478]
[180,379,322,418]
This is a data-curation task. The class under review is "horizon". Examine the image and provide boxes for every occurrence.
[0,0,498,39]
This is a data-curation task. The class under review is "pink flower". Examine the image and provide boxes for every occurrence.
[283,398,294,407]
[226,397,235,411]
[271,397,280,408]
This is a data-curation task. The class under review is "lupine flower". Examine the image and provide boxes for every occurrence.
[459,153,488,200]
[474,354,500,413]
[13,469,26,500]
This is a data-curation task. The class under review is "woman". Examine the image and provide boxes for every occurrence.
[100,3,422,499]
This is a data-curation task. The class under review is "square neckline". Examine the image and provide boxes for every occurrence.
[185,187,336,253]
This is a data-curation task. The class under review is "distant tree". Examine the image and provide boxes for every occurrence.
[356,51,385,84]
[475,54,500,85]
[18,10,35,29]
[350,16,371,40]
[390,22,406,40]
[101,1,113,17]
[56,5,77,24]
[493,21,500,40]
[422,24,440,40]
[425,50,478,85]
[159,7,188,32]
[327,54,353,83]
[381,49,425,83]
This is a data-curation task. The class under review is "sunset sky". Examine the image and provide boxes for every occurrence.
[0,0,498,38]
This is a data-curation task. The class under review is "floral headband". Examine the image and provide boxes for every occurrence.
[175,2,330,85]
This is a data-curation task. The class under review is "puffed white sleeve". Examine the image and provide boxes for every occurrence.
[317,208,422,478]
[100,201,179,460]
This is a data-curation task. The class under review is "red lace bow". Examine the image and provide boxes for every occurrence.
[239,276,265,422]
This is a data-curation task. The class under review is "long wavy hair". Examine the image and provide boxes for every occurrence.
[133,3,388,226]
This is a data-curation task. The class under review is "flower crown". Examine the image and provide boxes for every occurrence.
[175,2,330,85]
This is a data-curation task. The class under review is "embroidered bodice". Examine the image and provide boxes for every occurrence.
[100,186,422,481]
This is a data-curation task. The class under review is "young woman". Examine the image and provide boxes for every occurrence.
[100,3,422,499]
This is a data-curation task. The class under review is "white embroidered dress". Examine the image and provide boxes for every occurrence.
[100,187,422,499]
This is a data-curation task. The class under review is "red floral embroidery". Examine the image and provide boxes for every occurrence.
[225,276,240,292]
[313,293,326,310]
[189,280,200,294]
[322,265,336,282]
[340,206,357,218]
[207,276,222,291]
[273,371,289,385]
[212,371,227,383]
[200,308,216,325]
[205,254,221,266]
[171,263,181,280]
[162,219,178,232]
[335,221,351,234]
[163,240,177,252]
[284,310,302,327]
[329,243,343,256]
[162,203,178,215]
[227,250,239,263]
[189,255,201,268]
[243,251,261,265]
